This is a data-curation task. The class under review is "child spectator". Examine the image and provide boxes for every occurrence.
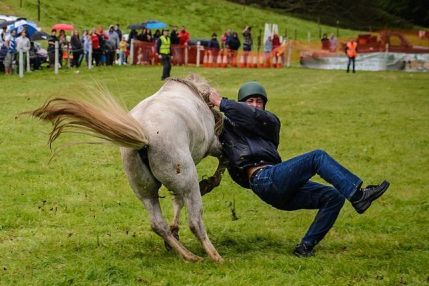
[119,36,128,65]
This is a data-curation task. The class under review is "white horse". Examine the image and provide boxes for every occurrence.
[30,74,227,262]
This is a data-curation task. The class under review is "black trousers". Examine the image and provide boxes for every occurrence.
[160,54,171,80]
[347,56,355,72]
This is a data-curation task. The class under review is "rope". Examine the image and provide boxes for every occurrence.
[167,77,224,137]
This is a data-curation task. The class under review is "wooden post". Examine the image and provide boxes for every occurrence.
[88,41,93,69]
[37,0,41,22]
[286,41,292,68]
[184,43,188,65]
[130,39,134,65]
[19,50,24,78]
[26,50,31,72]
[196,41,201,67]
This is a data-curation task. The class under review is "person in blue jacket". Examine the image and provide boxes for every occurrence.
[208,81,390,257]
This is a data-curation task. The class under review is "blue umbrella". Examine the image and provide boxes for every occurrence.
[143,20,167,30]
[7,19,39,37]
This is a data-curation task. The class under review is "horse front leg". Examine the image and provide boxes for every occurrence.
[200,155,228,196]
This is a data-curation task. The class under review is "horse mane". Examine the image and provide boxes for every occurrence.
[166,74,224,137]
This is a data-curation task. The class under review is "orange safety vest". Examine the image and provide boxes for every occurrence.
[346,41,357,58]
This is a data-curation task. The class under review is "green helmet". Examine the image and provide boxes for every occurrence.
[237,81,268,103]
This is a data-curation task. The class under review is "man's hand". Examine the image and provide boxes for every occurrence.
[209,89,222,107]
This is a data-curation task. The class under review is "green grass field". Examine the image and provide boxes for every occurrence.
[1,0,358,40]
[0,65,428,285]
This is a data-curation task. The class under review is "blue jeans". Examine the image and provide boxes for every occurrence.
[249,149,362,246]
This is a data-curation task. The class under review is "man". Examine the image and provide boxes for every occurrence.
[16,29,31,72]
[3,29,17,75]
[345,39,358,73]
[208,81,390,257]
[47,29,58,68]
[170,26,179,45]
[156,29,172,80]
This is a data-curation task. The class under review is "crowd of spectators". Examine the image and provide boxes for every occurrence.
[1,22,288,75]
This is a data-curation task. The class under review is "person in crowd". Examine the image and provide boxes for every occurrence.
[345,39,358,73]
[271,33,281,65]
[128,29,138,44]
[114,24,122,43]
[47,29,58,68]
[70,30,83,68]
[118,36,128,65]
[16,29,31,71]
[272,33,281,50]
[91,28,102,66]
[0,27,7,47]
[208,82,390,257]
[228,31,241,51]
[82,30,91,67]
[242,26,253,65]
[208,32,220,49]
[58,29,67,67]
[108,25,120,51]
[170,25,179,45]
[329,33,337,52]
[156,28,172,80]
[264,35,272,64]
[153,29,161,42]
[3,29,17,75]
[242,26,253,51]
[178,26,190,46]
[29,41,41,70]
[227,31,240,66]
[321,33,330,50]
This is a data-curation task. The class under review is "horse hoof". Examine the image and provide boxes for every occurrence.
[164,240,173,252]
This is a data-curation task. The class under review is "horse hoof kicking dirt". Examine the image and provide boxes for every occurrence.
[28,74,228,262]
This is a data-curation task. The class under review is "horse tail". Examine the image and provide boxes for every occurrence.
[29,88,148,149]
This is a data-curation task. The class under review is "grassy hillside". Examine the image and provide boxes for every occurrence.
[1,0,358,39]
[0,66,428,285]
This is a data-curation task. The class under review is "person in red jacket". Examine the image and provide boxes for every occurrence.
[178,26,190,46]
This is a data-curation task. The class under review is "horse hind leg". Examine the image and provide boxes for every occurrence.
[142,196,201,262]
[164,194,183,252]
[120,148,201,262]
[184,185,224,263]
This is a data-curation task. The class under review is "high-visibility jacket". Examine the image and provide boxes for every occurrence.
[159,36,171,55]
[346,41,357,58]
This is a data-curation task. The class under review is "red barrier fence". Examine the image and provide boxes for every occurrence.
[131,40,287,68]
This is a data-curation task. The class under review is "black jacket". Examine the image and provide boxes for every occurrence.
[219,99,282,188]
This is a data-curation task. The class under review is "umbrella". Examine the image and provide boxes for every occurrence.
[52,23,74,31]
[30,30,49,41]
[7,19,39,37]
[127,23,146,30]
[0,20,16,29]
[143,20,167,30]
